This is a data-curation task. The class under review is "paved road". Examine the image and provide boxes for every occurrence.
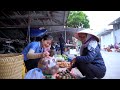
[101,51,120,79]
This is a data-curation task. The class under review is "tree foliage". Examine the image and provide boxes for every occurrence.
[67,11,90,28]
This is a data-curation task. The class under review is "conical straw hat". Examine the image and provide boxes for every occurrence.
[74,28,99,42]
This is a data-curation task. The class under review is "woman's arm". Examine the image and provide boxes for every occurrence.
[76,45,99,63]
[27,49,50,59]
[76,51,97,63]
[76,40,99,63]
[27,49,43,59]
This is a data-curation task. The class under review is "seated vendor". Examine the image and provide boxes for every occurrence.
[22,34,53,71]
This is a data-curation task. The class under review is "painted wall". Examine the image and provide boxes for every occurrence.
[114,29,120,44]
[100,28,120,49]
[101,33,114,49]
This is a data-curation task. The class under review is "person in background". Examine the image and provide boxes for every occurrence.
[59,34,65,55]
[22,34,53,71]
[55,42,60,54]
[67,39,70,44]
[67,29,106,79]
[114,43,119,49]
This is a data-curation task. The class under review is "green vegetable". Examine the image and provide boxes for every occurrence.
[62,54,68,61]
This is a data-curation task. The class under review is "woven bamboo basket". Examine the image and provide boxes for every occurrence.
[0,53,24,79]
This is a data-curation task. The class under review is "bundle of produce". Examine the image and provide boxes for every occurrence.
[55,69,76,79]
[62,54,68,61]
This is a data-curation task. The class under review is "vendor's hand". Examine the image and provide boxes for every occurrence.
[66,67,72,71]
[42,51,50,58]
[70,58,76,66]
[66,58,76,71]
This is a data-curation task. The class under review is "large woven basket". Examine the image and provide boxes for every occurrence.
[0,53,24,79]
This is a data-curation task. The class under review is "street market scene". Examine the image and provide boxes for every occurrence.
[0,11,120,79]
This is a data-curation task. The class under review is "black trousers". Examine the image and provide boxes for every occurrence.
[72,60,106,79]
[24,59,40,71]
[60,44,64,55]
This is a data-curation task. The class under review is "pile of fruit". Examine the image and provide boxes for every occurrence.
[55,69,76,79]
[57,61,71,68]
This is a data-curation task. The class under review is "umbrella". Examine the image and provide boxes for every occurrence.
[30,28,47,37]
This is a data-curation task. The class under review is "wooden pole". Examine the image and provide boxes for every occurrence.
[28,11,31,43]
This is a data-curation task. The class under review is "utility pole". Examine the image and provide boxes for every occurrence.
[64,26,66,43]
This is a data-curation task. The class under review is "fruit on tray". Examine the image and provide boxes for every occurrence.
[57,61,71,68]
[56,69,76,79]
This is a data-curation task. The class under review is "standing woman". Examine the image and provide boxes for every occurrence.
[68,29,106,79]
[22,34,53,71]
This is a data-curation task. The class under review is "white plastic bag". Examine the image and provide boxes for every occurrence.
[24,68,45,79]
[55,55,65,62]
[38,57,59,75]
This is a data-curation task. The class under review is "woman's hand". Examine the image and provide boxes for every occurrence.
[70,58,76,66]
[42,51,50,58]
[67,58,76,71]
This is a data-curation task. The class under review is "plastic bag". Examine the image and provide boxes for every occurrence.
[24,68,45,79]
[55,55,65,62]
[38,57,59,75]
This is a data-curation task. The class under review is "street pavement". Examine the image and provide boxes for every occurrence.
[101,51,120,79]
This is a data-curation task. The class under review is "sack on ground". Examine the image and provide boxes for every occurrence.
[24,68,45,79]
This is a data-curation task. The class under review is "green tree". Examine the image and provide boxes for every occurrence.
[67,11,90,28]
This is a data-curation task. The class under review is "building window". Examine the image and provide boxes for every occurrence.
[119,24,120,29]
[117,24,119,29]
[114,24,119,30]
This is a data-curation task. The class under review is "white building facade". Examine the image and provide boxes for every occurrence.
[99,17,120,49]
